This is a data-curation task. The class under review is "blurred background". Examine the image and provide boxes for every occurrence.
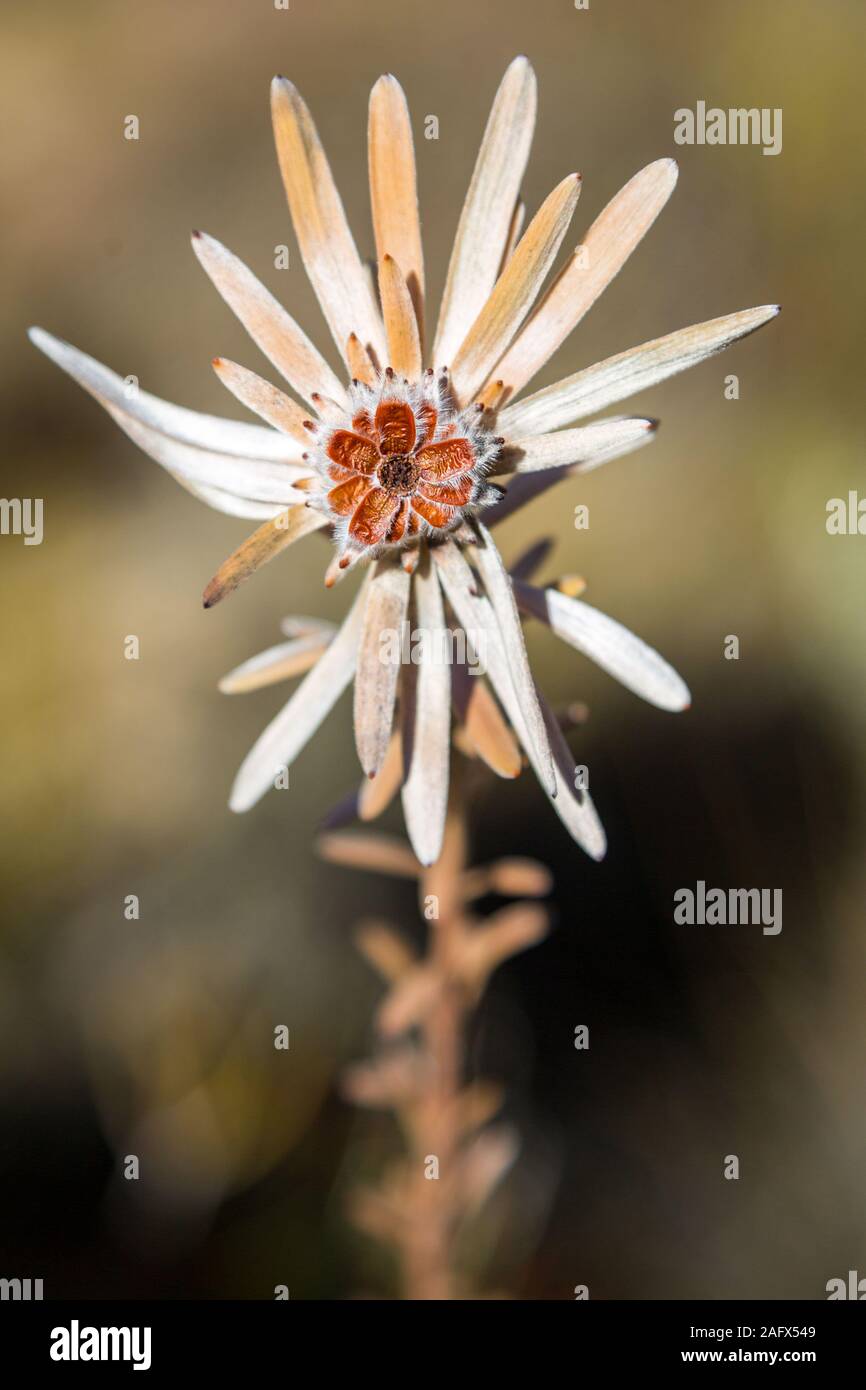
[2,0,864,1298]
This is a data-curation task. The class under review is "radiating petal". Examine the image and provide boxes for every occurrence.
[203,505,327,607]
[378,254,422,379]
[493,158,679,396]
[359,730,403,821]
[515,579,691,711]
[218,630,334,693]
[416,437,475,481]
[375,399,417,455]
[349,487,401,547]
[434,543,604,858]
[434,57,537,366]
[29,326,303,461]
[499,304,782,436]
[346,333,378,386]
[452,665,522,779]
[190,232,346,408]
[499,197,526,274]
[354,557,411,777]
[401,555,450,865]
[229,573,372,813]
[212,357,312,444]
[327,430,380,474]
[368,76,425,350]
[271,77,387,367]
[471,523,555,795]
[486,426,657,527]
[450,174,582,405]
[499,416,657,473]
[177,481,286,520]
[28,328,312,510]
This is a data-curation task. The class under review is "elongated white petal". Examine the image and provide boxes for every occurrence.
[212,358,313,443]
[203,506,327,608]
[174,479,286,520]
[219,631,334,694]
[29,326,302,460]
[436,544,604,858]
[271,77,387,368]
[378,254,422,379]
[515,580,690,711]
[486,425,658,529]
[101,411,309,503]
[354,558,411,778]
[29,327,311,507]
[500,305,781,436]
[450,174,581,405]
[434,57,537,366]
[230,574,371,812]
[493,158,679,396]
[500,416,657,474]
[537,689,607,860]
[401,557,450,865]
[359,730,403,822]
[452,664,522,779]
[368,75,425,350]
[191,232,346,409]
[471,523,555,795]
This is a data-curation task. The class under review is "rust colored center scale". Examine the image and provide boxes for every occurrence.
[377,453,421,496]
[313,377,503,563]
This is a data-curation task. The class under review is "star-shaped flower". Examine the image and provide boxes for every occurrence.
[29,58,778,864]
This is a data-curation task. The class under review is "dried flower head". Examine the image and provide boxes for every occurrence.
[29,58,778,865]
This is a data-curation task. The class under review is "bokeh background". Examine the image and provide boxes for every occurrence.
[2,0,864,1299]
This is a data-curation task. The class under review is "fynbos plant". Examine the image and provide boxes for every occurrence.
[29,57,778,864]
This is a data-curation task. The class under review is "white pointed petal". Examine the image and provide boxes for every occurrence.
[537,690,607,860]
[471,523,555,795]
[493,158,679,396]
[219,631,334,694]
[174,480,286,520]
[500,416,657,474]
[378,253,422,379]
[434,543,606,859]
[516,580,691,712]
[191,232,347,409]
[271,77,387,368]
[500,305,781,436]
[450,173,581,405]
[401,557,450,866]
[359,730,403,822]
[434,57,537,366]
[29,326,303,460]
[105,410,311,503]
[486,426,657,528]
[368,75,425,350]
[203,506,327,608]
[354,558,412,778]
[280,614,338,638]
[29,328,308,510]
[229,574,371,813]
[212,358,313,443]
